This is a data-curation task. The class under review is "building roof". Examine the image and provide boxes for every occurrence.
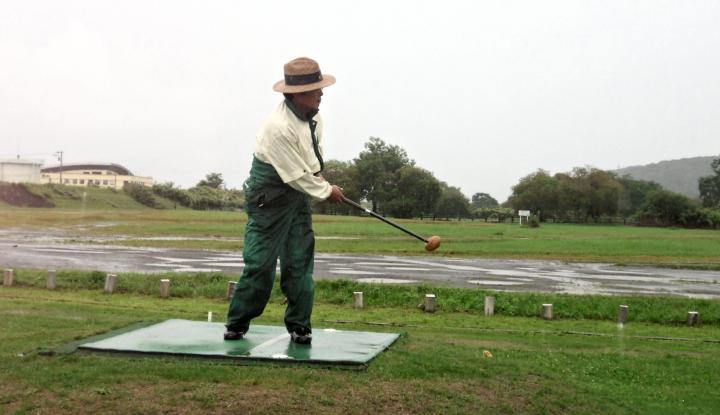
[41,163,134,176]
[0,159,44,166]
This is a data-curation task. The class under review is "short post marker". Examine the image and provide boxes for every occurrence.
[47,269,57,290]
[484,296,495,316]
[104,274,116,293]
[353,291,364,308]
[542,303,553,320]
[160,279,171,298]
[226,281,237,301]
[424,294,436,313]
[618,305,629,324]
[3,269,13,286]
[688,311,699,326]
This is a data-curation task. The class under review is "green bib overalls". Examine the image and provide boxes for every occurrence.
[226,157,315,334]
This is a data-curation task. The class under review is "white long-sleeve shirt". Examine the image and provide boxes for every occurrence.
[253,100,332,200]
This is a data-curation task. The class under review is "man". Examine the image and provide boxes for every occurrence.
[224,57,345,345]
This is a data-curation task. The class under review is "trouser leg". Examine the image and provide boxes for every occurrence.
[279,199,315,333]
[226,205,293,332]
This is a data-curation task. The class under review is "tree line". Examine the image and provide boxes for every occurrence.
[508,157,720,228]
[143,136,720,229]
[313,137,478,219]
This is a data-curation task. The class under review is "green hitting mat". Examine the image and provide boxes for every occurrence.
[77,319,400,368]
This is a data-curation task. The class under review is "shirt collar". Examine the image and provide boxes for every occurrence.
[285,98,318,122]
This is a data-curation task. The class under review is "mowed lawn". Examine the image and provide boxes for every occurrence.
[2,287,720,414]
[2,207,720,266]
[2,208,720,413]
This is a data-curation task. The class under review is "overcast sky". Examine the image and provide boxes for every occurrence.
[2,1,719,202]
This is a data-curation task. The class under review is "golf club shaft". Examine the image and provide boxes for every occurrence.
[342,197,428,243]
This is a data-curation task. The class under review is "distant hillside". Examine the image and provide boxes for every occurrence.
[0,182,181,209]
[614,156,717,198]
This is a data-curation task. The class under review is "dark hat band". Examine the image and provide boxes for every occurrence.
[285,71,322,86]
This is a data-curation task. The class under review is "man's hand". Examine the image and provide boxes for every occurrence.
[327,185,345,204]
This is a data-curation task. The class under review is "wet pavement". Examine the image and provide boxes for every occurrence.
[1,229,720,298]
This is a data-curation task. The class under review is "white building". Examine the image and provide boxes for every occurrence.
[0,159,43,183]
[41,163,153,189]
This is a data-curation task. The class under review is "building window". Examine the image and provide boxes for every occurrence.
[92,171,101,175]
[103,180,108,185]
[80,180,85,184]
[83,172,90,175]
[73,179,77,184]
[64,179,69,184]
[95,180,100,185]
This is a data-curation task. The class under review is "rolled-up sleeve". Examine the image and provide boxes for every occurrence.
[287,173,332,200]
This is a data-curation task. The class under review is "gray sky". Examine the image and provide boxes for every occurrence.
[2,1,719,202]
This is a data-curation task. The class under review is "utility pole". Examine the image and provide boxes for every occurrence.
[54,151,63,184]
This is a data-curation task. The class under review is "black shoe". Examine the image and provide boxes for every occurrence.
[224,330,245,340]
[290,328,312,345]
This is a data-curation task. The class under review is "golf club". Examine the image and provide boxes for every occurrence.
[342,196,441,252]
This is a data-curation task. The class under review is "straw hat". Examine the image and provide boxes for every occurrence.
[272,57,336,93]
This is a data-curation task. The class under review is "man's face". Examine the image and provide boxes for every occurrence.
[293,88,323,112]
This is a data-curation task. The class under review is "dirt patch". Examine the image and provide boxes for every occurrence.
[1,377,557,414]
[0,183,54,207]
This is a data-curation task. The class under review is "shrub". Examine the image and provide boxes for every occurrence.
[526,214,541,228]
[636,190,698,227]
[124,183,158,208]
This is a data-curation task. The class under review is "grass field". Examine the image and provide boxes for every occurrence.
[2,284,720,414]
[20,184,182,210]
[2,207,720,413]
[2,207,720,267]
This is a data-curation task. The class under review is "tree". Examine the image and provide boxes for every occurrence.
[353,137,414,212]
[585,168,622,221]
[698,157,720,208]
[554,167,621,222]
[636,189,698,227]
[197,172,224,189]
[617,176,662,219]
[383,166,442,218]
[312,160,361,215]
[435,183,471,219]
[508,170,558,221]
[471,192,499,208]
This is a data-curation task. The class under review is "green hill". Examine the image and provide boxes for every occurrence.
[614,156,717,199]
[0,182,182,210]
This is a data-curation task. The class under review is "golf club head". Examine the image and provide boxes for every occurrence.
[424,235,441,252]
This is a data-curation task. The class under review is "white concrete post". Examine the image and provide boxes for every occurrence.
[104,274,116,293]
[484,296,495,316]
[542,303,553,320]
[688,311,699,326]
[160,279,171,298]
[47,269,57,290]
[226,281,237,301]
[424,294,436,313]
[3,269,13,286]
[618,305,629,324]
[353,291,364,308]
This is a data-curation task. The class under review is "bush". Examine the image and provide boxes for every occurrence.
[636,190,698,227]
[526,214,541,228]
[124,183,159,208]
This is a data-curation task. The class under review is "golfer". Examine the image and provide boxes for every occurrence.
[225,57,345,344]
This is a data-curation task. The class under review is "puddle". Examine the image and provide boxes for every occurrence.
[355,278,418,284]
[468,280,525,286]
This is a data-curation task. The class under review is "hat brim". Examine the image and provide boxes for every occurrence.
[273,74,336,93]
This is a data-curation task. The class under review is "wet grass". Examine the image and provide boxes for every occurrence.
[2,286,720,414]
[2,207,720,266]
[8,269,720,325]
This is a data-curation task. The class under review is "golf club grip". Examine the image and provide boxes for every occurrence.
[342,197,428,243]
